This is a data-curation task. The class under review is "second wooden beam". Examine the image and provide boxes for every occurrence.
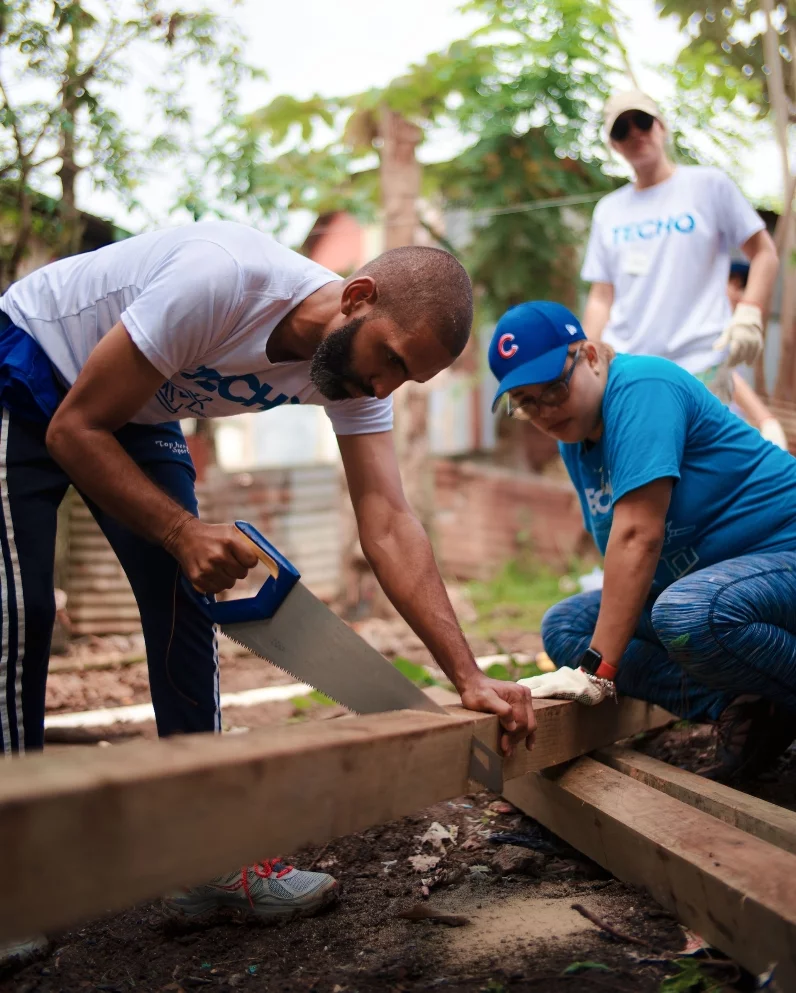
[505,758,796,988]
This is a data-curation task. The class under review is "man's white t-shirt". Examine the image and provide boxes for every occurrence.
[0,220,393,432]
[581,166,764,374]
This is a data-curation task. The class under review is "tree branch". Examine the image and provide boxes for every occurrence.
[58,22,138,105]
[23,112,58,166]
[0,73,25,161]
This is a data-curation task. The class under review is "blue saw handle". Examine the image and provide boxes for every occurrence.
[189,521,301,624]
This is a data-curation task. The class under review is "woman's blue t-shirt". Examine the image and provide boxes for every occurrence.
[560,354,796,589]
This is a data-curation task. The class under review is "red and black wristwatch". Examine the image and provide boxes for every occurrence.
[579,647,618,681]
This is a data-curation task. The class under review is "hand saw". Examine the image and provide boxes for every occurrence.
[190,521,443,716]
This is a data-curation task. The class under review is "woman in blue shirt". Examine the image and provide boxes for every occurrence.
[489,300,796,781]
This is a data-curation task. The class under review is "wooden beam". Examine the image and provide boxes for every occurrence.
[596,746,796,857]
[0,697,669,940]
[504,759,796,987]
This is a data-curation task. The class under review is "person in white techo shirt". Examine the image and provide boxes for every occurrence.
[0,221,535,957]
[581,89,782,444]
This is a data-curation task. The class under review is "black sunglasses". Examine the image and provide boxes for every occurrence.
[610,110,655,143]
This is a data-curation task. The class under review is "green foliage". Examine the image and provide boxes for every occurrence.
[481,980,507,993]
[466,560,575,638]
[655,1,791,159]
[432,129,614,310]
[483,659,542,680]
[647,2,796,188]
[0,0,255,280]
[392,656,439,687]
[233,0,628,314]
[291,689,337,712]
[562,961,613,975]
[659,958,721,993]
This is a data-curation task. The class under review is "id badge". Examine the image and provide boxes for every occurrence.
[623,248,651,276]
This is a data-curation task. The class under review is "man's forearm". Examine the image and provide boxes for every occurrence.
[47,419,191,545]
[590,527,662,668]
[361,510,482,691]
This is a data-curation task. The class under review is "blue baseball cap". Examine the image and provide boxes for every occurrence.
[489,301,586,412]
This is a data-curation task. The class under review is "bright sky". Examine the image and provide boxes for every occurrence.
[80,0,779,236]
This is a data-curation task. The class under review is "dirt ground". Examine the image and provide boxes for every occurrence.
[3,788,726,993]
[5,627,791,992]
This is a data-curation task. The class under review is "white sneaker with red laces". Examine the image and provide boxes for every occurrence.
[163,858,338,922]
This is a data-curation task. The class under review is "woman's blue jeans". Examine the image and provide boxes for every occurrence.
[541,551,796,721]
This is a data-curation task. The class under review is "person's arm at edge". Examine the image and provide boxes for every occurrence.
[582,282,614,342]
[337,428,536,755]
[740,228,778,316]
[46,321,257,592]
[589,478,672,669]
[731,373,771,429]
[730,228,780,430]
[732,373,789,447]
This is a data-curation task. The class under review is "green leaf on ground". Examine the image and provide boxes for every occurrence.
[292,690,337,712]
[485,661,542,681]
[562,961,613,975]
[392,656,438,687]
[484,663,512,681]
[659,959,718,993]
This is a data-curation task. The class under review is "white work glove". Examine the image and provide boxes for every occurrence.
[760,417,789,451]
[713,303,764,367]
[518,667,616,706]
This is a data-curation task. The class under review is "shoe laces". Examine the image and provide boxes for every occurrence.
[240,858,294,909]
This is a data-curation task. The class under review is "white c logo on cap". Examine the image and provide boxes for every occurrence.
[565,324,579,336]
[498,333,518,359]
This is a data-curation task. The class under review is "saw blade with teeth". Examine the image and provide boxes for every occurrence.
[218,581,444,716]
[222,631,351,711]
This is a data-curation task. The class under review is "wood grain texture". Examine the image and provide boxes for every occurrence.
[504,758,796,988]
[0,697,668,939]
[596,745,796,856]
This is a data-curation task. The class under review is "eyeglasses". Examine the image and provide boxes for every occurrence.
[610,110,655,143]
[507,348,582,420]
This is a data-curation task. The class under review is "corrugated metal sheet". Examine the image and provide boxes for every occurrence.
[63,464,344,636]
[198,464,343,598]
[63,493,141,634]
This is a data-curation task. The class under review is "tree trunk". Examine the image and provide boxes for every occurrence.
[3,174,33,288]
[380,108,423,253]
[756,174,796,394]
[338,109,426,618]
[56,25,85,259]
[57,141,84,259]
[379,107,429,528]
[761,0,795,400]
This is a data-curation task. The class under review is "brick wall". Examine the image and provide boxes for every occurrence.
[433,459,587,580]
